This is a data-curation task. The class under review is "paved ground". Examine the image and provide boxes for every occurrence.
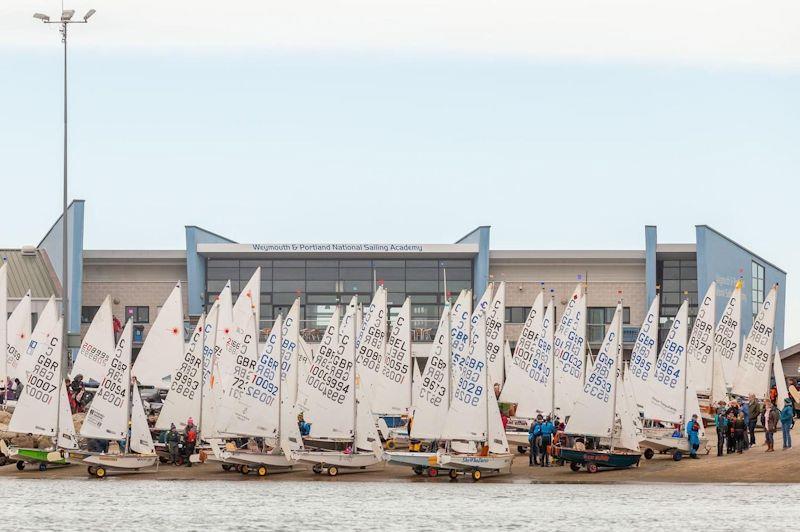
[1,428,796,483]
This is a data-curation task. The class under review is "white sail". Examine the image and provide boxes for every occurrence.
[512,299,555,418]
[235,267,261,330]
[687,283,717,395]
[354,287,388,403]
[485,282,506,389]
[714,280,742,388]
[156,314,206,431]
[57,386,78,449]
[81,320,133,441]
[0,263,6,384]
[774,349,789,405]
[627,295,660,411]
[732,284,778,398]
[616,371,641,452]
[355,382,383,457]
[554,287,587,419]
[565,304,621,438]
[15,296,57,380]
[132,281,184,388]
[217,311,265,436]
[646,301,689,424]
[503,340,513,385]
[200,283,232,439]
[298,305,356,439]
[130,385,155,454]
[410,303,451,440]
[374,297,412,414]
[5,291,32,383]
[498,291,544,404]
[280,299,302,406]
[442,305,488,442]
[411,357,422,407]
[622,369,643,433]
[487,383,510,454]
[71,296,116,382]
[8,318,64,439]
[685,378,706,439]
[450,290,472,392]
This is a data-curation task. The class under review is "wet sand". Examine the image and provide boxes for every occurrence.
[1,428,797,483]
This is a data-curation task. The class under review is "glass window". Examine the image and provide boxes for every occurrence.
[307,280,338,292]
[308,294,338,304]
[387,293,406,305]
[274,280,305,292]
[274,260,305,268]
[306,260,338,267]
[374,268,405,281]
[339,260,371,267]
[307,268,339,280]
[273,293,304,305]
[406,268,438,280]
[341,280,372,293]
[207,267,238,280]
[81,306,100,324]
[662,267,680,280]
[407,280,438,292]
[373,260,404,267]
[207,260,239,267]
[340,267,373,279]
[505,307,531,324]
[240,260,272,267]
[274,267,306,280]
[752,261,765,316]
[207,280,229,293]
[380,280,405,292]
[439,260,471,268]
[125,306,149,324]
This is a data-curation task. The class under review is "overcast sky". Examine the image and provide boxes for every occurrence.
[1,0,798,342]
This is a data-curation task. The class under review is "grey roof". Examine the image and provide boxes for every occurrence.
[0,249,60,299]
[781,342,800,360]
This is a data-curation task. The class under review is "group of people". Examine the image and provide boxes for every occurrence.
[1,378,23,403]
[526,415,562,467]
[159,418,198,466]
[713,394,794,455]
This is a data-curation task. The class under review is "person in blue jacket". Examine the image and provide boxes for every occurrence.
[540,416,555,467]
[528,416,543,466]
[780,398,794,449]
[297,413,311,437]
[686,414,701,459]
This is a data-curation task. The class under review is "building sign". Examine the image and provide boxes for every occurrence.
[197,242,479,256]
[251,243,426,253]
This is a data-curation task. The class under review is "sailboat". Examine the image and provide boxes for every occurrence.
[132,281,185,389]
[2,316,78,471]
[714,279,743,392]
[429,299,514,481]
[553,285,588,420]
[639,300,708,461]
[80,320,157,477]
[627,294,659,413]
[485,282,506,391]
[4,291,32,400]
[685,282,728,417]
[70,296,116,383]
[732,284,779,398]
[293,297,384,476]
[556,303,642,473]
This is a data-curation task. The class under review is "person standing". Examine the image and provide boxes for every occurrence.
[686,414,701,459]
[733,412,747,453]
[788,379,800,419]
[780,398,794,449]
[763,399,779,452]
[714,401,728,457]
[540,416,555,467]
[184,418,197,466]
[528,416,542,466]
[167,423,181,465]
[746,394,762,448]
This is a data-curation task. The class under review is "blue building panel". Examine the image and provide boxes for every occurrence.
[185,226,236,316]
[695,225,786,349]
[455,226,490,301]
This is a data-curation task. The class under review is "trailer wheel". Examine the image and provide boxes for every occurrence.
[222,464,232,472]
[0,456,8,466]
[87,466,97,476]
[517,446,527,455]
[95,467,107,478]
[427,467,438,477]
[257,466,267,477]
[643,448,655,460]
[412,466,424,476]
[672,450,683,462]
[384,439,396,450]
[159,456,169,464]
[16,461,25,471]
[570,462,581,472]
[312,464,323,475]
[327,466,339,477]
[449,469,459,479]
[586,462,599,474]
[38,463,47,472]
[240,464,250,475]
[471,470,482,482]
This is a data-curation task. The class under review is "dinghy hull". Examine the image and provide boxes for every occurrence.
[640,428,710,460]
[385,451,450,470]
[83,453,158,473]
[437,453,514,473]
[552,446,641,472]
[294,451,383,475]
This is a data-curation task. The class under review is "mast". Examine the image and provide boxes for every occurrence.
[197,312,209,442]
[549,293,556,418]
[609,299,622,452]
[681,294,689,435]
[277,314,283,445]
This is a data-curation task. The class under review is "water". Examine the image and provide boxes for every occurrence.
[0,479,794,531]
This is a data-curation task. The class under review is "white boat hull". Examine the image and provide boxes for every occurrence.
[640,428,710,456]
[438,453,514,473]
[505,431,531,447]
[385,451,452,469]
[294,451,382,469]
[83,453,158,471]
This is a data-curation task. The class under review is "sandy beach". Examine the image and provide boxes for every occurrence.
[1,428,797,484]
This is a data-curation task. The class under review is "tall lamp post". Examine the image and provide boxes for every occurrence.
[33,8,95,383]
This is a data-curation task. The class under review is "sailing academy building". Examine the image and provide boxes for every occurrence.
[1,203,788,358]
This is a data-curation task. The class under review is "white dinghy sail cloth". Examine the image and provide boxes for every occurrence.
[132,281,184,388]
[713,279,743,389]
[374,297,412,415]
[498,290,545,405]
[485,282,506,390]
[554,286,587,419]
[71,296,116,383]
[565,304,621,440]
[5,291,32,383]
[354,287,388,405]
[645,301,690,424]
[732,284,779,398]
[14,296,57,381]
[199,283,232,439]
[627,295,659,412]
[156,314,206,431]
[9,317,78,449]
[0,263,6,384]
[130,385,156,454]
[686,283,717,396]
[449,290,472,392]
[81,320,133,441]
[410,303,451,440]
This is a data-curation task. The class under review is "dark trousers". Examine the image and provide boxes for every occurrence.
[716,430,725,456]
[726,431,735,453]
[747,419,757,446]
[735,431,745,453]
[540,436,552,466]
[184,442,196,466]
[528,439,536,465]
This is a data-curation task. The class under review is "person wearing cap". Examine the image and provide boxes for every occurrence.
[780,397,794,449]
[184,418,197,466]
[167,423,181,465]
[686,414,701,459]
[540,416,555,467]
[528,415,543,466]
